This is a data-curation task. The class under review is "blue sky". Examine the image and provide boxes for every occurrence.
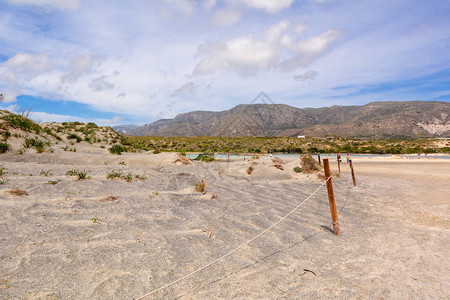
[0,0,449,125]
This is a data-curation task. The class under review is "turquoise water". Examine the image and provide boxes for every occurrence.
[185,153,450,160]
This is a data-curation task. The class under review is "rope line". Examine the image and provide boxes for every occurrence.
[136,178,330,300]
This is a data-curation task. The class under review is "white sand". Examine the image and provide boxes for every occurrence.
[0,150,449,299]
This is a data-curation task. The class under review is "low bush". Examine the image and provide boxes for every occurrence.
[1,114,41,133]
[109,144,127,155]
[66,169,91,179]
[293,166,302,173]
[195,153,215,162]
[300,153,322,173]
[106,170,123,179]
[0,142,10,153]
[67,134,82,143]
[194,180,206,193]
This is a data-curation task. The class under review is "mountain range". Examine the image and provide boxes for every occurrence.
[114,101,450,138]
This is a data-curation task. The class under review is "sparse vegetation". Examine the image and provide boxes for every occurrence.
[67,133,82,143]
[106,170,123,179]
[0,142,9,153]
[76,170,90,180]
[195,153,215,162]
[47,180,61,185]
[7,188,29,196]
[40,169,53,176]
[65,169,79,176]
[0,166,7,176]
[300,153,322,173]
[293,166,303,173]
[194,180,207,193]
[0,114,41,133]
[66,169,90,180]
[123,136,448,154]
[109,144,127,155]
[246,166,253,174]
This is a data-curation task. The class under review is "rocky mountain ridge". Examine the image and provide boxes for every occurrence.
[118,101,450,138]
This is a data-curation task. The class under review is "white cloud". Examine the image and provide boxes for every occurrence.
[194,21,340,76]
[7,0,81,11]
[1,52,52,82]
[194,37,279,76]
[240,0,294,13]
[89,76,115,91]
[280,29,341,71]
[294,70,319,81]
[212,9,241,27]
[164,0,195,17]
[172,82,197,97]
[0,53,52,101]
[203,0,216,10]
[295,24,308,35]
[62,53,98,83]
[266,20,289,42]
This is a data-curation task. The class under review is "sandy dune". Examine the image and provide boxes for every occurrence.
[0,151,449,299]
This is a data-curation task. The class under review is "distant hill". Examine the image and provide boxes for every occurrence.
[124,101,450,138]
[112,125,139,134]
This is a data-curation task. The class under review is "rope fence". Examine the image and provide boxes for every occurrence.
[136,177,331,299]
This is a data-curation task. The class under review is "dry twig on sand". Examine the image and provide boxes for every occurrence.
[7,188,29,196]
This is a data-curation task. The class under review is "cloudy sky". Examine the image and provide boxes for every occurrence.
[0,0,449,125]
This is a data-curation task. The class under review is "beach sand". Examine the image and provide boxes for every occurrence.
[0,151,449,299]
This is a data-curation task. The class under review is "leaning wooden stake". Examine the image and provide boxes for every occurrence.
[318,154,321,165]
[323,158,340,235]
[349,159,356,187]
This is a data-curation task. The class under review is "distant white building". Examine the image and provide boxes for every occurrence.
[297,135,305,138]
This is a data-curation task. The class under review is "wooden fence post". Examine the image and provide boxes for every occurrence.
[349,159,356,187]
[323,158,340,235]
[318,154,321,165]
[337,157,341,174]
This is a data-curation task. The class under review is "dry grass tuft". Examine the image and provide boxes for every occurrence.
[246,166,254,174]
[173,154,193,165]
[7,188,29,196]
[194,180,206,194]
[271,157,285,170]
[300,153,322,173]
[99,196,118,202]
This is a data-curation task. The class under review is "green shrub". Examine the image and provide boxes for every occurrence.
[86,122,98,128]
[66,169,79,176]
[0,142,10,153]
[109,144,127,155]
[106,170,123,179]
[2,131,11,139]
[0,166,7,176]
[195,153,215,162]
[76,170,90,180]
[23,138,47,152]
[66,169,90,180]
[67,134,82,143]
[123,172,133,182]
[293,166,302,173]
[1,114,41,133]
